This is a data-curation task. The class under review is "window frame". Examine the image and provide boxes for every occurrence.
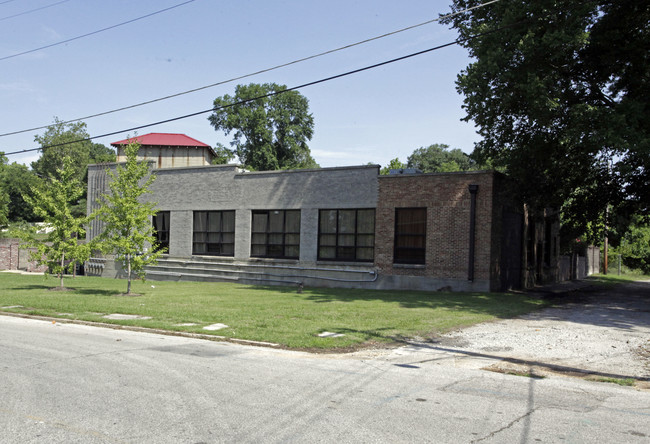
[251,210,300,259]
[393,207,427,265]
[317,208,375,262]
[192,210,235,257]
[152,211,170,253]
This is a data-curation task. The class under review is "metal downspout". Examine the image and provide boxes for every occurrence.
[468,184,479,281]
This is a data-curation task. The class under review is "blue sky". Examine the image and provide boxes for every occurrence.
[0,0,481,169]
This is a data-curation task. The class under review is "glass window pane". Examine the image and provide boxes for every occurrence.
[285,210,301,232]
[193,232,206,242]
[222,232,234,244]
[285,234,300,245]
[207,212,221,232]
[319,210,337,234]
[338,210,355,233]
[337,247,355,260]
[269,211,284,232]
[319,246,336,259]
[251,233,267,245]
[221,243,234,256]
[338,234,355,247]
[251,244,266,256]
[319,234,336,246]
[357,247,374,261]
[194,211,206,231]
[252,213,268,232]
[357,234,374,247]
[284,245,299,258]
[207,243,221,254]
[193,243,206,254]
[357,209,375,233]
[268,245,284,257]
[207,232,220,242]
[222,211,235,232]
[268,233,283,245]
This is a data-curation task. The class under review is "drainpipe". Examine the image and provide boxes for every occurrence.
[468,184,479,281]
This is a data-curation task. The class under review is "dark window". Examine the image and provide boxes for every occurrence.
[251,210,300,259]
[318,209,375,262]
[394,208,426,264]
[193,211,235,256]
[152,211,170,253]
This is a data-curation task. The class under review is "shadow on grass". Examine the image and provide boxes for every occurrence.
[4,284,121,298]
[244,285,545,319]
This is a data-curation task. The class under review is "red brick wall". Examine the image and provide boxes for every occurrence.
[0,238,49,273]
[0,239,19,270]
[376,172,496,282]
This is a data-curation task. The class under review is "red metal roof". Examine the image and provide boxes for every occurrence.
[111,133,210,148]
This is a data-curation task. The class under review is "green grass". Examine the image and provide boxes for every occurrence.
[592,377,636,387]
[586,273,650,286]
[0,272,547,350]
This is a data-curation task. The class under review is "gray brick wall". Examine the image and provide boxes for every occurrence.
[88,164,380,263]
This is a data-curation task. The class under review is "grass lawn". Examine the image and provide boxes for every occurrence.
[585,273,650,286]
[0,272,548,350]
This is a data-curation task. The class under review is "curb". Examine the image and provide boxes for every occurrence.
[0,311,280,348]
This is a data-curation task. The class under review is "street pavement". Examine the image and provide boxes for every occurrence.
[1,315,649,443]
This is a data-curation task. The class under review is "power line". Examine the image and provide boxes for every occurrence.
[0,0,70,22]
[0,0,196,61]
[2,21,521,158]
[0,0,501,138]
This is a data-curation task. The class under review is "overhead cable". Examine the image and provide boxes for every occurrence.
[0,0,196,61]
[0,0,501,138]
[2,21,522,158]
[0,0,70,22]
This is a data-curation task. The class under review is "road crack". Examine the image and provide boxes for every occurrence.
[471,408,537,443]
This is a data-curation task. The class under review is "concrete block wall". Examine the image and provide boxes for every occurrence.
[142,164,380,262]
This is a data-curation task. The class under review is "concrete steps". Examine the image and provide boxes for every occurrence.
[144,257,378,288]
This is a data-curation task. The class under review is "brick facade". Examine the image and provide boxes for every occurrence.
[376,172,499,290]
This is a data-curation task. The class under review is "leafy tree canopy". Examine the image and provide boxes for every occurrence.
[0,158,42,222]
[32,118,92,182]
[18,156,90,289]
[0,153,8,229]
[442,0,649,238]
[208,83,318,171]
[31,119,114,219]
[91,141,163,294]
[380,158,406,175]
[407,144,477,173]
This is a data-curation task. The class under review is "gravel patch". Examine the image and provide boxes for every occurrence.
[436,281,650,380]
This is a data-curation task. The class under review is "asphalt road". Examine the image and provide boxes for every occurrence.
[1,315,649,443]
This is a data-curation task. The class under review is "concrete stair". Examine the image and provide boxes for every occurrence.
[144,256,378,288]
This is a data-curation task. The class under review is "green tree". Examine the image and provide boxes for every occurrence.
[32,119,115,218]
[0,153,8,229]
[211,143,236,165]
[380,158,406,175]
[208,83,318,171]
[406,144,476,173]
[0,160,41,222]
[89,142,117,164]
[91,141,163,294]
[19,156,90,289]
[32,118,92,182]
[617,220,650,274]
[442,0,650,236]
